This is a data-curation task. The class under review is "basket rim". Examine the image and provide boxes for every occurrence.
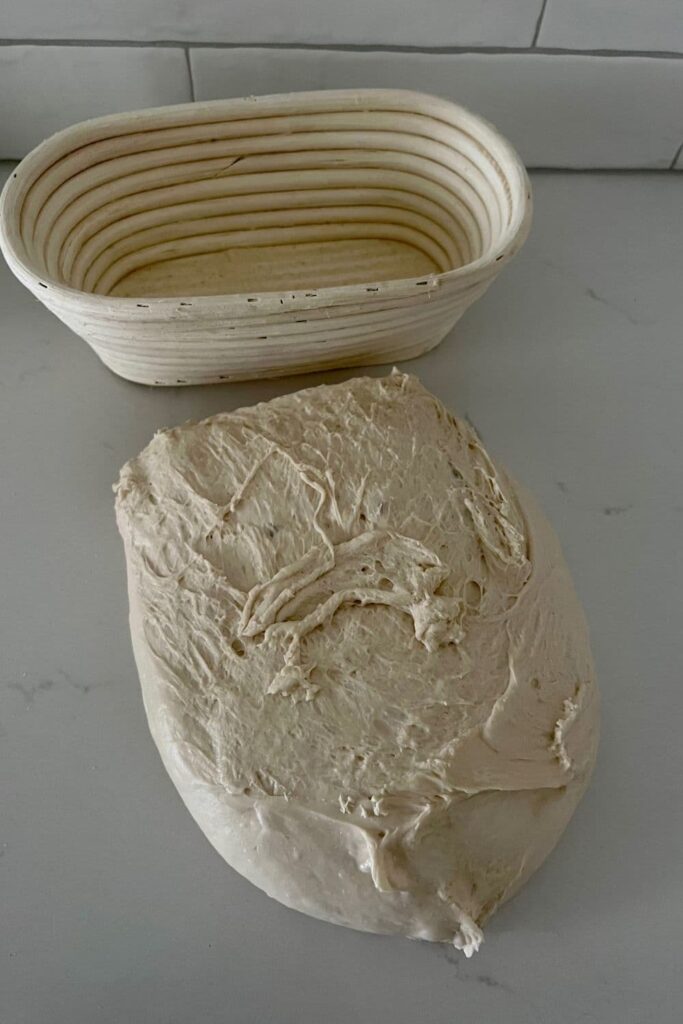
[0,88,532,312]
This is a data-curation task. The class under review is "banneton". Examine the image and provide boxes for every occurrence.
[115,372,598,955]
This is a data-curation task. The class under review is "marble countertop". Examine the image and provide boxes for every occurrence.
[1,165,681,1024]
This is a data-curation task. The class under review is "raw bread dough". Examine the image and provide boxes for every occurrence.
[115,372,599,955]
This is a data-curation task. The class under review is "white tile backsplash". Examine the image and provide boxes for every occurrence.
[539,0,683,53]
[2,0,543,47]
[190,48,683,169]
[0,46,191,159]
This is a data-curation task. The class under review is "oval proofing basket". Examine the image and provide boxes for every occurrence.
[0,89,532,385]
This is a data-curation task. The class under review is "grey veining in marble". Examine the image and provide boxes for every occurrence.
[1,164,681,1024]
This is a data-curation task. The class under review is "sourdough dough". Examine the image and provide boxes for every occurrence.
[115,372,599,954]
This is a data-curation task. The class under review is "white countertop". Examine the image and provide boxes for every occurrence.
[1,165,681,1024]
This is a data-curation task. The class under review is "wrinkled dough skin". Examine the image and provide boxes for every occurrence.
[116,372,599,955]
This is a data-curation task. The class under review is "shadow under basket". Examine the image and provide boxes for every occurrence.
[0,89,532,385]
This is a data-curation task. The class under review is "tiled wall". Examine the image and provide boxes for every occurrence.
[1,0,682,167]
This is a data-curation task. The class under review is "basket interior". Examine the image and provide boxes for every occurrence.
[16,97,520,300]
[112,239,437,299]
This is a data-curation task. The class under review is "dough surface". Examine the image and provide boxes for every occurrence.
[115,372,599,954]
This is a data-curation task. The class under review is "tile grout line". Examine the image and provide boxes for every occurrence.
[669,141,683,169]
[532,0,550,47]
[0,38,682,58]
[529,166,681,174]
[183,45,196,102]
